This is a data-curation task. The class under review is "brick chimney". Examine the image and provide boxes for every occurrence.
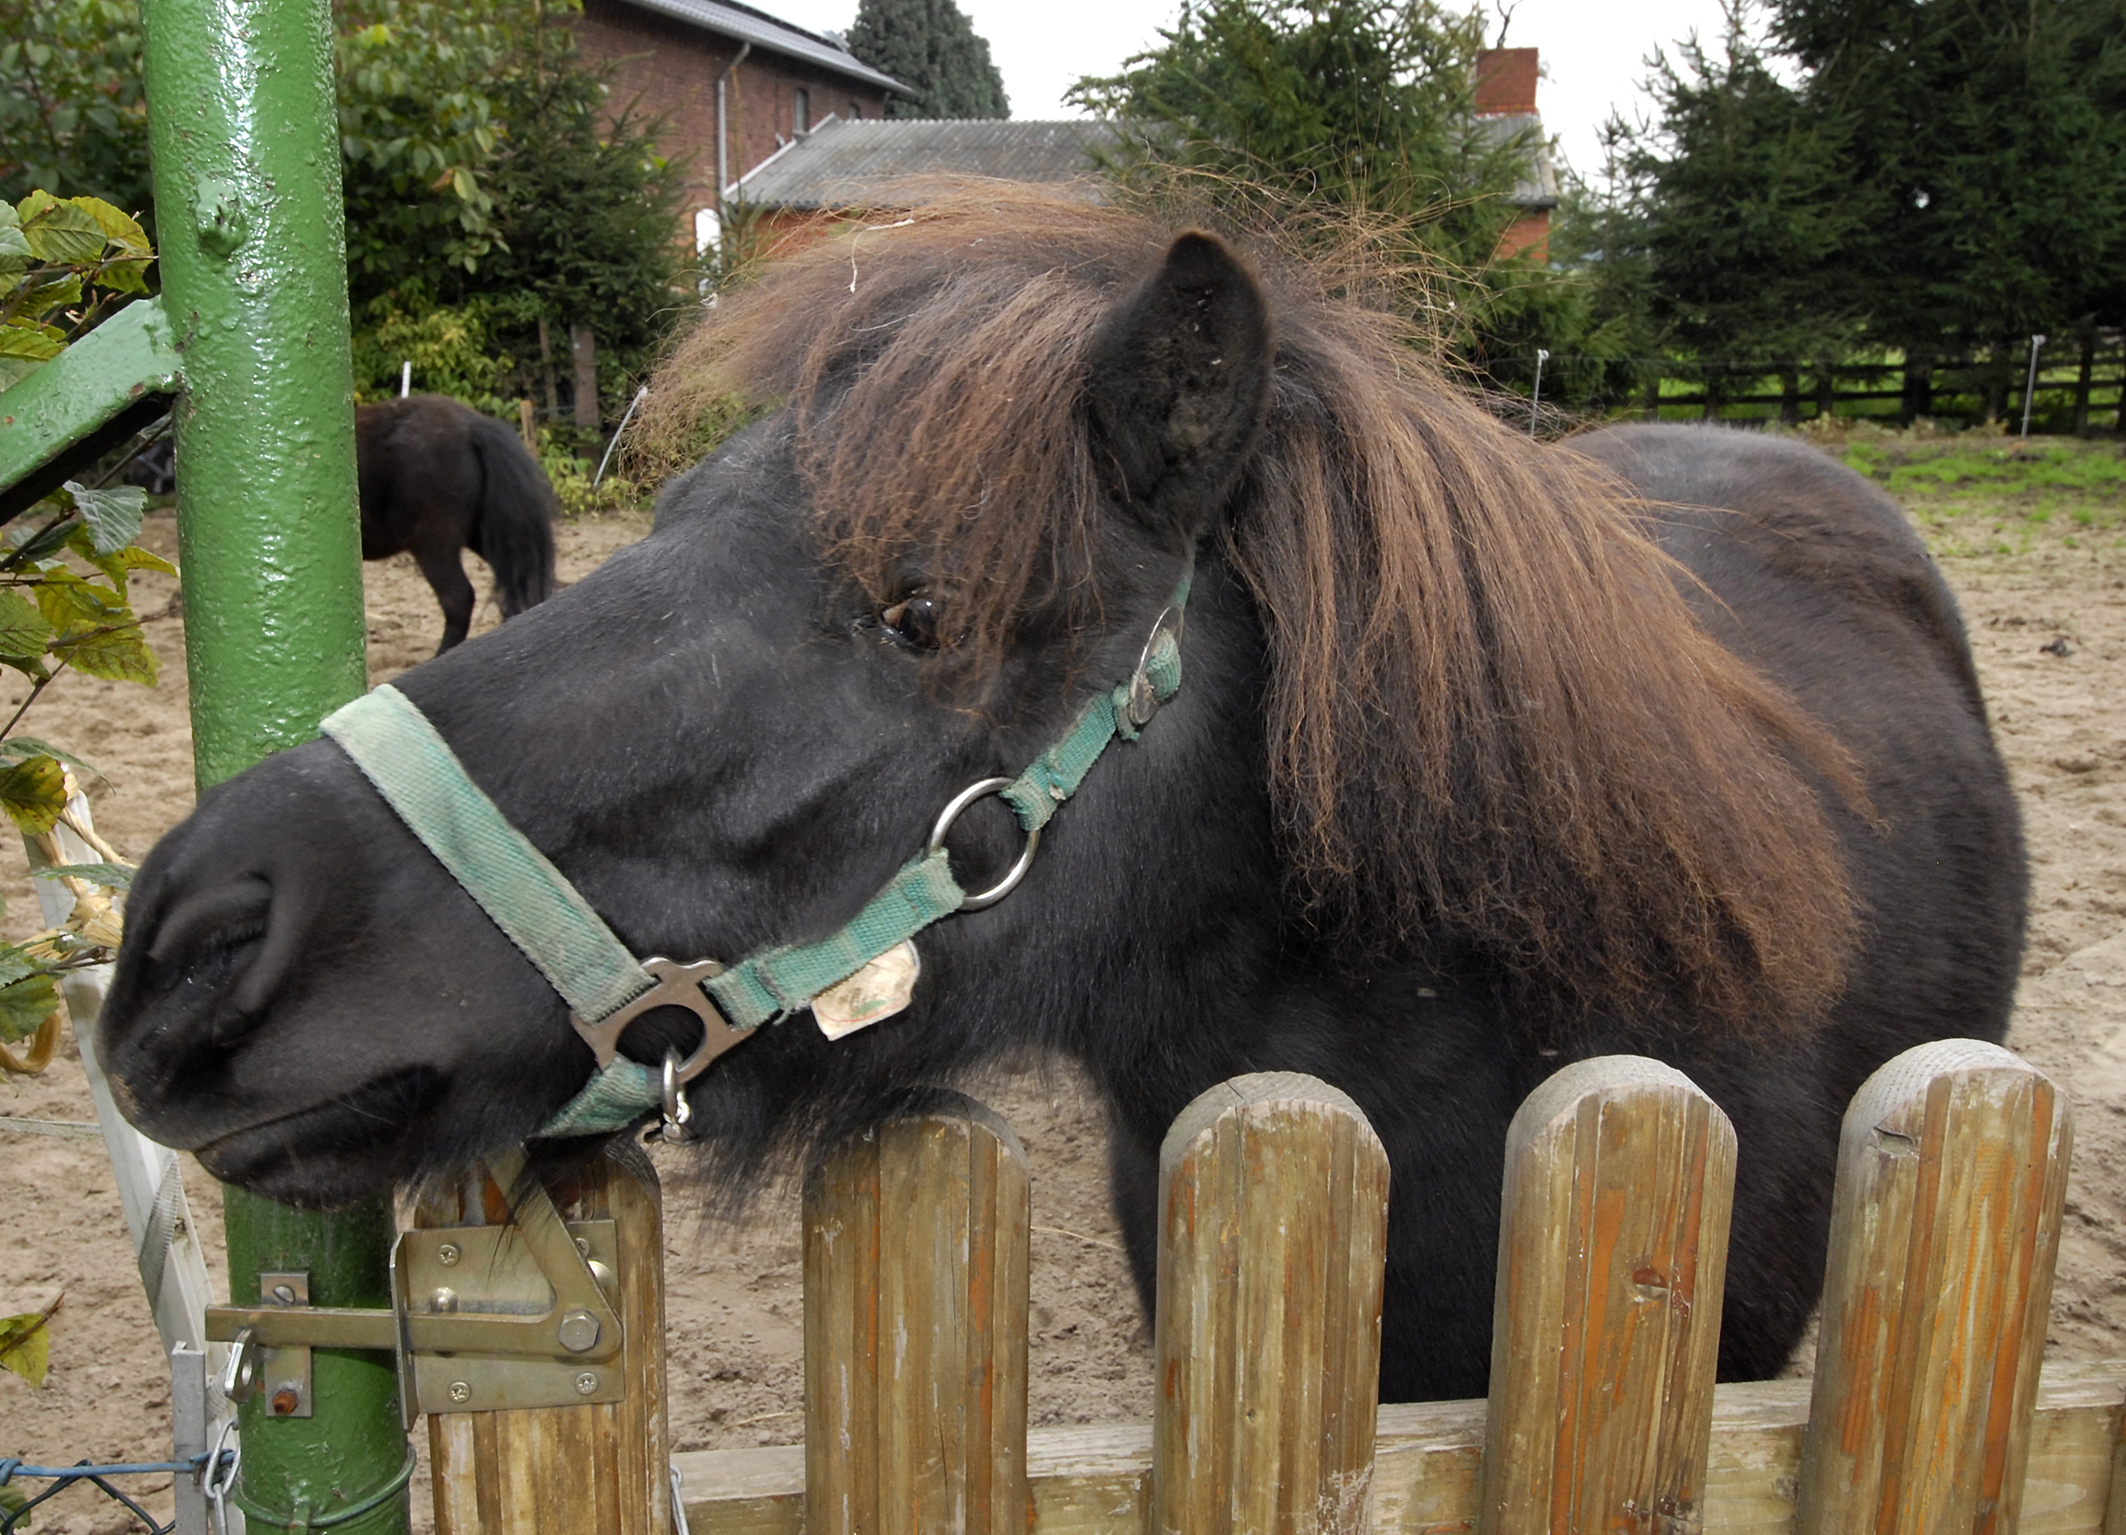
[1476,48,1539,116]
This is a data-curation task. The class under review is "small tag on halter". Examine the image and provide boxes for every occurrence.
[812,940,921,1040]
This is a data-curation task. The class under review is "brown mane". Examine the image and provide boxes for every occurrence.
[642,182,1859,1035]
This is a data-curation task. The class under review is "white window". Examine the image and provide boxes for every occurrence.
[694,206,720,256]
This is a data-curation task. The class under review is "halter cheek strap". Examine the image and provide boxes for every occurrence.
[319,565,1191,1139]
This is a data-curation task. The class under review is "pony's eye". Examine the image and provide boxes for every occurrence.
[878,593,950,650]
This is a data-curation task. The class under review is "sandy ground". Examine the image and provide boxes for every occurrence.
[2,449,2122,1532]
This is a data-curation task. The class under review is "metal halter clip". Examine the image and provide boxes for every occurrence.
[1124,603,1186,728]
[658,1049,698,1143]
[569,956,749,1088]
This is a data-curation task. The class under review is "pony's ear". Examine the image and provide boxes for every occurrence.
[1083,231,1273,541]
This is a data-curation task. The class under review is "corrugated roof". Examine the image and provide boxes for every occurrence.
[616,0,908,95]
[1477,113,1559,209]
[734,117,1123,207]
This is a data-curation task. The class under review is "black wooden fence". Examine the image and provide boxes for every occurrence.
[1543,332,2126,434]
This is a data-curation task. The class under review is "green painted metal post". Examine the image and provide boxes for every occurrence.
[139,0,408,1528]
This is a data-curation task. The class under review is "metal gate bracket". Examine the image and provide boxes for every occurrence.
[203,1149,627,1419]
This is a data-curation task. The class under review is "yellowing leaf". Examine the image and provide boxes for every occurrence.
[0,754,67,834]
[71,195,148,252]
[0,1296,62,1387]
[52,622,158,685]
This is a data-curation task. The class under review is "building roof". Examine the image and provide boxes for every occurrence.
[616,0,908,95]
[735,117,1123,207]
[1476,113,1559,210]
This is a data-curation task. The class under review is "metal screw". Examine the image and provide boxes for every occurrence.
[270,1384,300,1416]
[429,1287,459,1313]
[574,1372,599,1397]
[448,1381,472,1404]
[436,1243,461,1267]
[269,1283,296,1305]
[557,1308,602,1352]
[574,1236,591,1258]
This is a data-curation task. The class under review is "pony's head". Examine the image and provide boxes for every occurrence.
[100,187,1853,1205]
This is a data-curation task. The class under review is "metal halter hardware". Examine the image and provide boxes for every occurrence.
[568,956,744,1076]
[928,778,1040,912]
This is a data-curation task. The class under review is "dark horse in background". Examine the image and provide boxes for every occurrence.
[99,189,2024,1403]
[356,394,558,653]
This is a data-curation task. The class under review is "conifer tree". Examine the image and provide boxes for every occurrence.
[847,0,1009,119]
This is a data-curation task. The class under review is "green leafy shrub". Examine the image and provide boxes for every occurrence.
[0,190,168,1065]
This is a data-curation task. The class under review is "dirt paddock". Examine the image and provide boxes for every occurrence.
[3,445,2122,1532]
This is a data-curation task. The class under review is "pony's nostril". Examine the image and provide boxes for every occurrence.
[146,874,288,1022]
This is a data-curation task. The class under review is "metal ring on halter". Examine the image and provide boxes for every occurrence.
[927,776,1040,912]
[1124,603,1186,728]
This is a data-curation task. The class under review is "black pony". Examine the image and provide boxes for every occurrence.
[356,394,558,652]
[100,192,2023,1402]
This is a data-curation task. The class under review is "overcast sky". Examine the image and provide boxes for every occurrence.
[761,0,1754,183]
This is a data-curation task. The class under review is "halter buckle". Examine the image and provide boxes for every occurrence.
[1125,604,1186,727]
[570,956,747,1086]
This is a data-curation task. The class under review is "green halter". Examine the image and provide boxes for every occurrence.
[319,568,1192,1138]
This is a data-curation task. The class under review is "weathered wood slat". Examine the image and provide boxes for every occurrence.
[1478,1056,1737,1535]
[1151,1072,1391,1535]
[674,1366,2126,1535]
[1795,1038,2072,1535]
[803,1094,1031,1535]
[422,1140,670,1534]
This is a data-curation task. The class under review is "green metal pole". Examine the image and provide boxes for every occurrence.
[139,0,408,1528]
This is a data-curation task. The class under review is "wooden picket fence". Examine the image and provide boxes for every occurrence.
[426,1038,2114,1534]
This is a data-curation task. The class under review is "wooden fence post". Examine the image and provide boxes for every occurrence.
[1478,1056,1737,1535]
[1794,1039,2071,1535]
[421,1140,671,1534]
[1152,1072,1391,1535]
[804,1093,1032,1535]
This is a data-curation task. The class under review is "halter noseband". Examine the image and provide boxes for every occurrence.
[319,567,1192,1138]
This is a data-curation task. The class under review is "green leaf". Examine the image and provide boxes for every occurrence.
[72,195,149,253]
[0,589,54,661]
[0,946,35,988]
[99,254,152,294]
[0,753,67,834]
[0,971,59,1043]
[6,515,84,568]
[0,321,65,362]
[19,270,83,316]
[0,736,94,772]
[0,1480,30,1524]
[34,567,124,633]
[64,480,146,554]
[0,202,30,282]
[51,622,158,685]
[18,192,105,264]
[43,861,134,889]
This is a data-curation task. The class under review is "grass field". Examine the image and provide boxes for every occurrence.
[1827,431,2126,565]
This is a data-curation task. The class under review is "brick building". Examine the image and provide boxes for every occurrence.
[572,0,908,249]
[1474,47,1558,262]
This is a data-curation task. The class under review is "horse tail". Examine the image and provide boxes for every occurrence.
[466,414,559,619]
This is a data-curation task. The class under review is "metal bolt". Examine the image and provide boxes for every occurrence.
[270,1384,300,1416]
[574,1236,591,1258]
[429,1287,458,1313]
[574,1372,599,1397]
[448,1381,472,1405]
[269,1283,296,1305]
[436,1242,461,1267]
[557,1308,602,1352]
